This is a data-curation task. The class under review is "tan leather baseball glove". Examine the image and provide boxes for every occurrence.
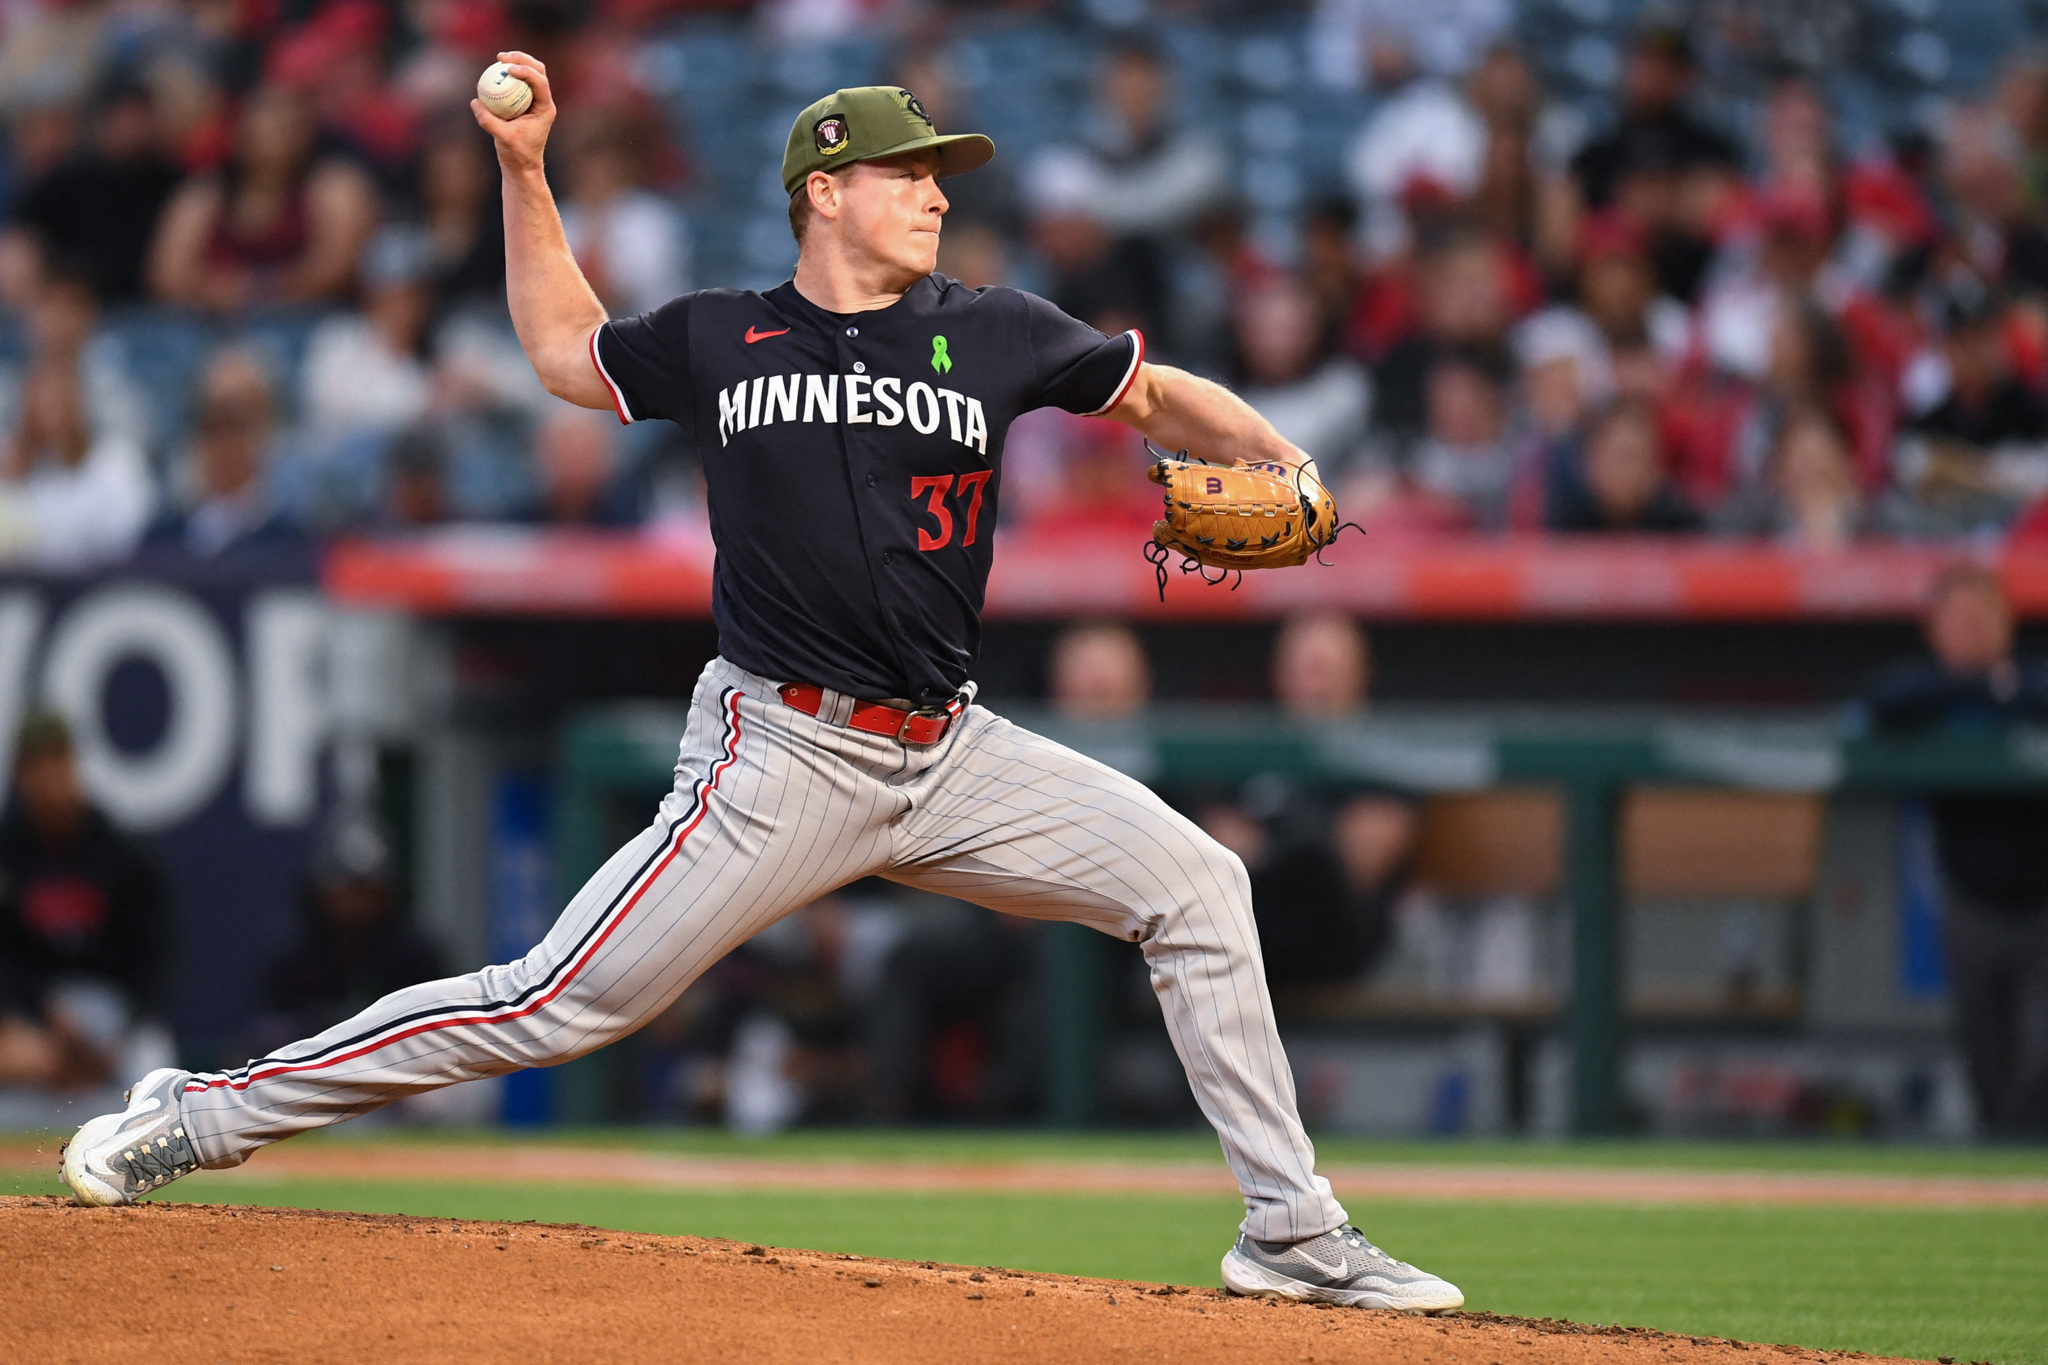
[1145,448,1343,593]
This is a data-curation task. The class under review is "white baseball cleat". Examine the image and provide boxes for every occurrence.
[60,1068,203,1207]
[1222,1223,1465,1314]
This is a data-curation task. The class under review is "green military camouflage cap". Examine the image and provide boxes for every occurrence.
[781,86,994,197]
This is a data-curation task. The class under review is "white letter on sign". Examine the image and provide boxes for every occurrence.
[0,592,44,806]
[246,590,333,826]
[41,584,238,831]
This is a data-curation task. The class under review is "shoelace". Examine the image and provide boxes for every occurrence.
[1337,1228,1401,1266]
[117,1128,197,1192]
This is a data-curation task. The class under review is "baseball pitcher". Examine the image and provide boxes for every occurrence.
[62,58,1461,1313]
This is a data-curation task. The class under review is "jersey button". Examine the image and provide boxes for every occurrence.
[845,326,858,337]
[865,473,876,487]
[882,550,893,565]
[852,361,866,373]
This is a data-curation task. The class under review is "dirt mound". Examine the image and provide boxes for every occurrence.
[2,1196,1918,1365]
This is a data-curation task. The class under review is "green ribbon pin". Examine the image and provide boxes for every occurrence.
[930,335,952,374]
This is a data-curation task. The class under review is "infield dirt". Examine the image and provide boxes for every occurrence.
[3,1196,1929,1365]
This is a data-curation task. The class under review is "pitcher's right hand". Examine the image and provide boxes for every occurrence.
[473,50,556,176]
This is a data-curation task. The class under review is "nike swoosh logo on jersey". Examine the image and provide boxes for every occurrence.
[1295,1250,1347,1280]
[744,326,790,344]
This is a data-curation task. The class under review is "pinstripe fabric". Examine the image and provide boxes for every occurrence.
[179,658,1346,1241]
[884,706,1345,1241]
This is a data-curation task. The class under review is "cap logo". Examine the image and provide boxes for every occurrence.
[900,89,931,127]
[814,115,850,155]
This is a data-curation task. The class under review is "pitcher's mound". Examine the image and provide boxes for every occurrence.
[2,1196,1911,1364]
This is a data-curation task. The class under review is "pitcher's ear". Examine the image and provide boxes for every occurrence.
[808,169,841,220]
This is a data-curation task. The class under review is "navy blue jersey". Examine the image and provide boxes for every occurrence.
[592,273,1142,704]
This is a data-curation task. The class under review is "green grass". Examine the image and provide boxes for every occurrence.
[6,1137,2045,1363]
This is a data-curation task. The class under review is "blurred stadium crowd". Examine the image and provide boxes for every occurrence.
[11,1,2048,557]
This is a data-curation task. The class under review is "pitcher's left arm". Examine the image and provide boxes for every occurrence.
[1105,362,1314,475]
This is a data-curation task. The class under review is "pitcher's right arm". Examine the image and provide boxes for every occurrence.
[472,51,612,410]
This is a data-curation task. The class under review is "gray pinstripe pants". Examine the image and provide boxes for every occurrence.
[181,657,1347,1242]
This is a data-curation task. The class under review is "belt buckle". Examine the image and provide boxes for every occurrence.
[895,704,952,745]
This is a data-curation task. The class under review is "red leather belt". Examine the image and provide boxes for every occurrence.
[777,682,964,746]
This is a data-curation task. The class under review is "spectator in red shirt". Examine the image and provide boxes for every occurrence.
[147,84,378,313]
[1574,211,1689,359]
[1372,226,1519,439]
[1664,301,1895,509]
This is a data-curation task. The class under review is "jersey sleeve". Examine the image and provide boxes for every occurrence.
[591,294,695,426]
[1018,291,1145,416]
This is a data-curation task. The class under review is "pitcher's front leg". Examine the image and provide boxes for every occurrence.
[887,707,1346,1243]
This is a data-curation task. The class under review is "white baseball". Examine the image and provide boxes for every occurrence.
[477,63,534,119]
